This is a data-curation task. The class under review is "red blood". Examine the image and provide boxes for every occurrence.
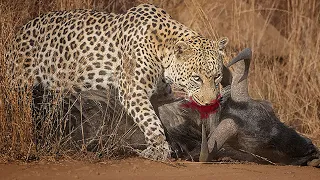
[181,94,221,119]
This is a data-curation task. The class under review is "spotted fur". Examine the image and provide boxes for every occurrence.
[6,4,228,160]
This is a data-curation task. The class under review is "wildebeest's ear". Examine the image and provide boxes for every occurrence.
[218,37,228,50]
[221,65,232,88]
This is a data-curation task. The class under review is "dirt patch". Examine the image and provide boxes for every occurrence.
[1,158,319,180]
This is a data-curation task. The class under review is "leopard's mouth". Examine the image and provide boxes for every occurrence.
[181,95,222,119]
[170,85,222,107]
[190,94,222,106]
[191,92,222,106]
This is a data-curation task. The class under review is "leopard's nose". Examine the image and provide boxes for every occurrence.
[202,99,213,106]
[202,99,211,105]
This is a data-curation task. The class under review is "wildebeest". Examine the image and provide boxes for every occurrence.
[159,48,320,166]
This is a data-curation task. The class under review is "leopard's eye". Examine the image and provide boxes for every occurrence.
[215,73,221,79]
[192,75,202,82]
[214,73,221,81]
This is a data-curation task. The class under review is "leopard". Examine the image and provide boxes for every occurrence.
[6,3,228,160]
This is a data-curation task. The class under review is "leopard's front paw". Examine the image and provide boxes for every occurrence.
[139,141,171,161]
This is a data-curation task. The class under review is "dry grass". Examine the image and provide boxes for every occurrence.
[246,0,320,142]
[0,0,319,161]
[0,1,34,161]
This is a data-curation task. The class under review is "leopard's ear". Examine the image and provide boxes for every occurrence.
[218,37,228,51]
[174,41,191,60]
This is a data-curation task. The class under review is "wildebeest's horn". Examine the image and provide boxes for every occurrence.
[199,123,209,162]
[226,48,252,83]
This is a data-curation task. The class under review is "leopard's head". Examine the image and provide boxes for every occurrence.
[164,36,228,105]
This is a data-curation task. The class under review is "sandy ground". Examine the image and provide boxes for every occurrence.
[1,157,319,180]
